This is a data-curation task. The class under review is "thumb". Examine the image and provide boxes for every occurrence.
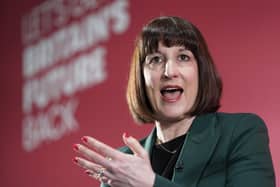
[122,133,149,160]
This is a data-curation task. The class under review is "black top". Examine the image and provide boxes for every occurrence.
[151,133,187,179]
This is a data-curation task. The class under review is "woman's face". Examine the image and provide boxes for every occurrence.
[143,42,199,122]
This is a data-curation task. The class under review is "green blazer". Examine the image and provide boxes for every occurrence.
[101,112,275,187]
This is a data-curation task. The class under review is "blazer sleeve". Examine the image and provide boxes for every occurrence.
[226,114,275,187]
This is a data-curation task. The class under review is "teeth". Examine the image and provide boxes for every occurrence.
[165,88,176,91]
[161,87,183,94]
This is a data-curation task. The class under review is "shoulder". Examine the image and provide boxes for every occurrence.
[214,112,270,155]
[215,112,265,124]
[200,112,270,154]
[213,112,269,145]
[214,112,267,132]
[196,112,268,137]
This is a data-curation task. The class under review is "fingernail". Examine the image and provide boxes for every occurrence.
[73,157,78,164]
[85,170,92,175]
[81,136,88,143]
[73,144,79,151]
[123,132,128,138]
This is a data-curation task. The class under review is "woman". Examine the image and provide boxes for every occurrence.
[73,16,275,187]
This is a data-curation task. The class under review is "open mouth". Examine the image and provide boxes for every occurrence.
[160,86,183,102]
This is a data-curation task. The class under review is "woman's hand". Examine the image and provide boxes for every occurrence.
[73,133,155,187]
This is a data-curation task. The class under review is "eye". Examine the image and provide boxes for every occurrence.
[146,54,164,65]
[178,54,190,61]
[151,56,163,64]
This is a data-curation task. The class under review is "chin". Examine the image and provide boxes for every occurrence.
[160,110,188,121]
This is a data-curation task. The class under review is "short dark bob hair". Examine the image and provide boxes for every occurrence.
[126,16,222,124]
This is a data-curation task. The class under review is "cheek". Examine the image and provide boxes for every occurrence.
[183,66,199,96]
[190,70,199,98]
[143,70,151,87]
[143,69,157,88]
[189,71,199,87]
[143,69,160,106]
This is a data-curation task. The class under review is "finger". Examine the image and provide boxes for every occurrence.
[85,170,99,180]
[73,156,101,171]
[81,136,123,160]
[74,157,115,180]
[122,133,148,159]
[73,144,112,169]
[85,169,113,185]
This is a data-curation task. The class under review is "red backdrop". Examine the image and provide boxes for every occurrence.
[0,0,279,186]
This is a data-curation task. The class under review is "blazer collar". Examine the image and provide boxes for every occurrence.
[188,112,219,143]
[143,113,220,147]
[142,113,221,186]
[174,113,221,186]
[143,128,156,156]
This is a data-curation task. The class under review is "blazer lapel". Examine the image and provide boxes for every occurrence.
[142,128,157,156]
[172,113,222,187]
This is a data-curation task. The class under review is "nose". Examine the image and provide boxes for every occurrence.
[163,60,179,78]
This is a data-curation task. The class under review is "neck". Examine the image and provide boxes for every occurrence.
[155,116,195,143]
